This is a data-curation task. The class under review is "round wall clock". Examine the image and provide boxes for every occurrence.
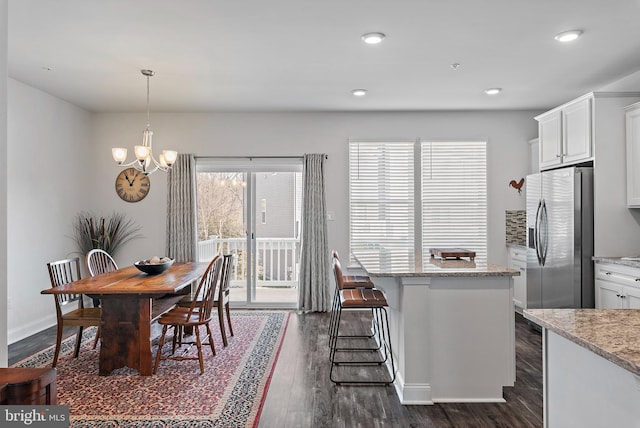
[115,167,150,202]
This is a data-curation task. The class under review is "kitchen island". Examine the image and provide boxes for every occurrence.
[353,250,519,404]
[524,309,640,428]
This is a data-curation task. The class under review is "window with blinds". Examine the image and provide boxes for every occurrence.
[349,140,487,266]
[421,141,487,263]
[349,141,415,268]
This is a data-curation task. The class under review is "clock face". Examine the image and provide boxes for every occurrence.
[115,167,151,202]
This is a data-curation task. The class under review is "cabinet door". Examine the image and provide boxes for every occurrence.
[595,279,622,309]
[626,104,640,207]
[538,111,563,169]
[623,286,640,309]
[562,98,592,164]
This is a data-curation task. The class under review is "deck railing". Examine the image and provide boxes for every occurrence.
[197,237,300,288]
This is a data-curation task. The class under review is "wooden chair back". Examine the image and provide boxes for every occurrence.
[47,258,83,315]
[186,255,223,323]
[217,254,234,304]
[86,249,118,277]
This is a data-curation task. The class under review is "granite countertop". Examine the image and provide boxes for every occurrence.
[523,309,640,377]
[593,256,640,269]
[352,250,519,278]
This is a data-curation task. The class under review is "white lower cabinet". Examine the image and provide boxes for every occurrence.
[508,247,527,312]
[595,262,640,309]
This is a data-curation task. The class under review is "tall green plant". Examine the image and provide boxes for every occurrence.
[72,211,143,256]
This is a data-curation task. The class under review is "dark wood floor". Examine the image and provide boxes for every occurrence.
[258,311,543,428]
[8,311,542,427]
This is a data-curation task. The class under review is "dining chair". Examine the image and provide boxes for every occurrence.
[47,257,102,367]
[177,254,235,347]
[85,249,118,308]
[86,249,118,277]
[153,255,224,374]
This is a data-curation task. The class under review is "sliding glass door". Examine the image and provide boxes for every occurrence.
[195,158,302,308]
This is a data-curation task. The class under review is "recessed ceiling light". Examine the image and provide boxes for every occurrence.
[484,88,502,95]
[361,32,386,44]
[450,63,461,70]
[352,89,368,97]
[554,30,583,42]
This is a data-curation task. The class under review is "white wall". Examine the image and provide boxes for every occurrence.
[0,0,8,366]
[90,111,536,271]
[7,78,93,343]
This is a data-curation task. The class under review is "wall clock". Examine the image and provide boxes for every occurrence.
[115,167,150,202]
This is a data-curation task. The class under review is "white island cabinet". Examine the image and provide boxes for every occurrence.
[524,309,640,428]
[353,250,519,405]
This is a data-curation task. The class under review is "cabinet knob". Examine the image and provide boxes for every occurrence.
[622,295,627,299]
[635,278,640,282]
[616,294,621,298]
[605,271,612,275]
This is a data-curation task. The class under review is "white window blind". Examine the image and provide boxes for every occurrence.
[349,141,415,268]
[349,140,487,265]
[421,141,487,263]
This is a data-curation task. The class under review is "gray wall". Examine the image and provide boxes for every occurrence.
[88,111,536,272]
[0,0,7,366]
[7,78,92,343]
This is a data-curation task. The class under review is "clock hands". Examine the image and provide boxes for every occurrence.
[123,170,134,186]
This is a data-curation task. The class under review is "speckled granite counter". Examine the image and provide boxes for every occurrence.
[523,309,640,377]
[524,308,640,426]
[593,256,640,269]
[352,250,518,278]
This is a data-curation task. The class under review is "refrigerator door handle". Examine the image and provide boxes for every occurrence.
[534,199,543,265]
[540,199,549,266]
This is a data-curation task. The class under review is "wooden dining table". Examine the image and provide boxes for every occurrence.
[41,262,206,376]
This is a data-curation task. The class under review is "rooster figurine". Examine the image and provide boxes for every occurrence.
[509,178,525,194]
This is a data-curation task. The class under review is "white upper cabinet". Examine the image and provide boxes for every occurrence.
[536,95,592,170]
[625,101,640,207]
[562,97,592,164]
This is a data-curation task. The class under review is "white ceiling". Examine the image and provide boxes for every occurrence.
[8,0,640,113]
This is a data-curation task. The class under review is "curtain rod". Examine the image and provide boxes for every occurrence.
[195,155,328,160]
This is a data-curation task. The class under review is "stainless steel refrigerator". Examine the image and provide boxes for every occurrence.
[526,166,594,309]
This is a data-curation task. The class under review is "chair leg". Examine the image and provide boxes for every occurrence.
[218,307,228,347]
[225,304,234,337]
[52,323,64,368]
[153,325,169,374]
[204,322,216,356]
[73,326,84,358]
[194,326,205,374]
[92,326,101,350]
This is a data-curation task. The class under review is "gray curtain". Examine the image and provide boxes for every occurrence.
[298,153,330,312]
[166,153,197,262]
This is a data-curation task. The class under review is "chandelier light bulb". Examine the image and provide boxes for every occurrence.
[484,88,502,95]
[352,89,368,97]
[112,148,127,164]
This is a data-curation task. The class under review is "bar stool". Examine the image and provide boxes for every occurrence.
[329,287,396,385]
[328,254,376,340]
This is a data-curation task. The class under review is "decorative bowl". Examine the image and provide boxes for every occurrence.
[134,257,175,275]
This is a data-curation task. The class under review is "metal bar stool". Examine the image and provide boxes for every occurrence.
[329,287,396,385]
[328,254,377,342]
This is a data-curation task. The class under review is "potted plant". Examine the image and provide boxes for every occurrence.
[72,211,142,257]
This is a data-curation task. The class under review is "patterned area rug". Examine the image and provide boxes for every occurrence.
[12,311,290,428]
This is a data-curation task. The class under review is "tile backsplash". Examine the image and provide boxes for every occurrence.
[506,210,526,245]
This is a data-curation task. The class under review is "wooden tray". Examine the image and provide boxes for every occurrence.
[429,248,476,261]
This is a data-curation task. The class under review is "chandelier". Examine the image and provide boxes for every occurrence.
[111,69,177,175]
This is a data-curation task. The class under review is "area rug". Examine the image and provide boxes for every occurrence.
[12,311,290,428]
